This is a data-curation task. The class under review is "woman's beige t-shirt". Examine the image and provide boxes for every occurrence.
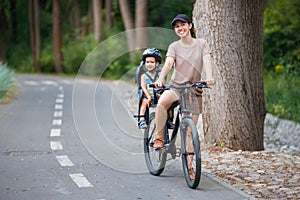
[166,39,211,84]
[166,38,211,114]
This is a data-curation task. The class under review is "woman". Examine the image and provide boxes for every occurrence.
[154,14,215,149]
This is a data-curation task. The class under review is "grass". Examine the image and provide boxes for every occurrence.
[0,63,19,104]
[264,70,300,123]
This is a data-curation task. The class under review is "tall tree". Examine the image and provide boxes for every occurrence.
[193,0,266,151]
[69,0,81,32]
[118,0,135,51]
[0,7,8,63]
[105,0,113,28]
[81,0,93,37]
[53,0,64,73]
[92,0,103,42]
[135,0,148,49]
[10,0,17,43]
[29,0,41,72]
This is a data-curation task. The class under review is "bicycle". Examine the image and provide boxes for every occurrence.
[143,81,210,189]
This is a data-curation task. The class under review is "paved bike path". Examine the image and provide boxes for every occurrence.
[0,74,250,199]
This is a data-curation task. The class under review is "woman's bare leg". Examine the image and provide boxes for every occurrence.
[154,90,178,148]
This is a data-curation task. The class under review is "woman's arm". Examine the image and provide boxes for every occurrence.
[203,54,215,85]
[156,56,174,86]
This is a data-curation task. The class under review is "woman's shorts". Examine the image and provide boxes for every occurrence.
[170,87,203,115]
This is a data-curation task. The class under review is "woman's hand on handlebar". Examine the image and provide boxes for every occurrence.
[154,79,164,88]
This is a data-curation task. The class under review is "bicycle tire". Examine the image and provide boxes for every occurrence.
[144,112,167,176]
[180,117,201,189]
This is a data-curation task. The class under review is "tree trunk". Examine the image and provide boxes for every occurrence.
[53,0,64,73]
[34,0,41,71]
[70,0,81,31]
[105,0,113,28]
[29,0,41,72]
[135,0,148,49]
[92,0,103,42]
[118,0,135,51]
[0,8,8,63]
[193,0,266,151]
[81,0,93,37]
[10,0,17,43]
[0,32,5,63]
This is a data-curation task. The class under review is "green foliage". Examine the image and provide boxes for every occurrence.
[102,52,140,80]
[2,0,196,75]
[39,44,54,73]
[220,141,226,148]
[62,34,97,74]
[264,69,300,122]
[0,63,19,103]
[264,0,300,122]
[6,41,32,72]
[264,0,300,72]
[148,0,196,28]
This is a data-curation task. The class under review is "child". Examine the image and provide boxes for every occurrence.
[138,48,162,129]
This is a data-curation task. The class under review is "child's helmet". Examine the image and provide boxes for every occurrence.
[142,48,162,64]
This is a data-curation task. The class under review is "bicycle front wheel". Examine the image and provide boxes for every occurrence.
[144,112,167,176]
[180,117,201,189]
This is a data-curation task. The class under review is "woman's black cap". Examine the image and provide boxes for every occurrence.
[171,14,191,26]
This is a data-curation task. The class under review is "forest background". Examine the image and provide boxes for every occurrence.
[0,0,299,123]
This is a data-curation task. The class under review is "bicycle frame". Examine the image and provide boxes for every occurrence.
[164,87,195,156]
[143,81,209,188]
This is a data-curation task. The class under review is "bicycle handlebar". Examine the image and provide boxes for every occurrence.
[149,81,211,90]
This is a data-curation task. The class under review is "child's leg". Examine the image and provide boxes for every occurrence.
[139,98,148,120]
[138,98,148,129]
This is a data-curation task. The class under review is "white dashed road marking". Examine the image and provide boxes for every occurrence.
[36,81,93,189]
[23,80,39,86]
[53,111,63,117]
[55,104,63,110]
[50,129,61,137]
[56,98,64,103]
[41,80,57,86]
[56,155,74,166]
[52,119,62,125]
[69,173,94,188]
[50,141,63,150]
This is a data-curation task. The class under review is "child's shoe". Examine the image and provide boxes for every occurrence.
[138,120,147,129]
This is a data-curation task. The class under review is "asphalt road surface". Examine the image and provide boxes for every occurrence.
[0,74,248,200]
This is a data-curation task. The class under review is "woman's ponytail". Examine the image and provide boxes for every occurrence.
[190,23,196,38]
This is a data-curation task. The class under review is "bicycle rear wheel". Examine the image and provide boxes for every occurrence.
[180,117,201,189]
[144,112,167,176]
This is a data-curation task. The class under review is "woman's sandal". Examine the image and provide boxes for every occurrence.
[188,168,195,180]
[153,138,164,150]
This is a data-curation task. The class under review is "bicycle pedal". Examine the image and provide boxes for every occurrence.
[155,147,166,153]
[176,148,181,157]
[149,142,154,147]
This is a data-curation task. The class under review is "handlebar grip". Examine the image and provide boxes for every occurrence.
[149,83,156,88]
